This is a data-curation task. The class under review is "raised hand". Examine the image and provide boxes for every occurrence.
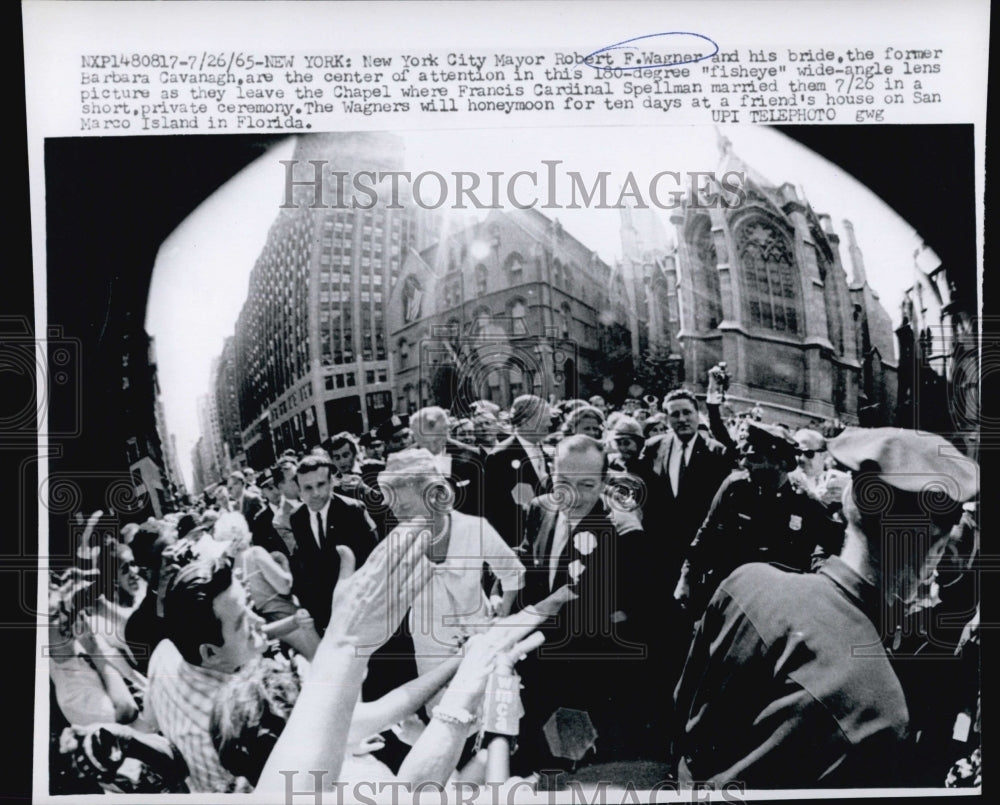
[322,526,432,657]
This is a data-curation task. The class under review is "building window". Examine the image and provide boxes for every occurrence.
[689,216,723,331]
[402,276,424,323]
[475,264,488,295]
[736,217,799,334]
[366,370,375,384]
[509,299,528,334]
[504,251,525,275]
[559,302,571,339]
[398,338,410,369]
[472,306,492,335]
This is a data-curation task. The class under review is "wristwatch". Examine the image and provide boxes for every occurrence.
[430,704,476,726]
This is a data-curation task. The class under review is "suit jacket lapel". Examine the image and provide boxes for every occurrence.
[512,438,542,491]
[663,436,678,499]
[686,433,704,476]
[296,508,323,560]
[534,504,558,568]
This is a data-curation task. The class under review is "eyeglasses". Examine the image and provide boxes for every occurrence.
[799,448,826,459]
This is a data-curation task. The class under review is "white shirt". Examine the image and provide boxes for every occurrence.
[669,435,697,497]
[516,434,548,484]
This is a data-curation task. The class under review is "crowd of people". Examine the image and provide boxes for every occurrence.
[48,365,981,795]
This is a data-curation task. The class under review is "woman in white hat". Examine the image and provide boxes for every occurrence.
[378,448,526,687]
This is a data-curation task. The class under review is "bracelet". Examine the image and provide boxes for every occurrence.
[431,704,475,726]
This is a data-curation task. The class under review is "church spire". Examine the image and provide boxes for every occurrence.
[842,219,868,286]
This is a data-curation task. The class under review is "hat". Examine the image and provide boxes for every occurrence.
[794,428,827,452]
[382,446,442,477]
[742,421,799,464]
[119,522,140,545]
[258,468,277,489]
[828,427,978,503]
[377,447,446,495]
[610,416,644,440]
[375,414,410,442]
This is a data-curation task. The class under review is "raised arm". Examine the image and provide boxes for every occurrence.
[255,527,431,792]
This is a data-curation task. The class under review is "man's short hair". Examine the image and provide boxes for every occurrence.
[228,470,246,484]
[328,431,360,457]
[129,522,163,569]
[663,388,699,409]
[555,433,608,477]
[162,555,234,666]
[295,453,333,477]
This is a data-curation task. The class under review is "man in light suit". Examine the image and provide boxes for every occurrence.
[484,394,554,548]
[288,454,380,635]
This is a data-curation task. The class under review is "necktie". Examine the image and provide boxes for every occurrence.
[315,511,324,548]
[549,515,570,591]
[677,443,690,497]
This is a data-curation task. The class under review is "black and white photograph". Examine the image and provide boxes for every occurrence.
[36,123,982,798]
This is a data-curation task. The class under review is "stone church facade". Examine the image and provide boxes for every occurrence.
[654,138,898,427]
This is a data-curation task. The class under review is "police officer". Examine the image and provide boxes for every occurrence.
[359,414,410,491]
[672,427,979,788]
[673,421,844,614]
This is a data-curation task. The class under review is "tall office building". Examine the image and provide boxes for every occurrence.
[386,207,634,412]
[234,132,438,468]
[214,335,243,470]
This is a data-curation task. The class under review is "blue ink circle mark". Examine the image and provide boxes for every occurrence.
[582,32,720,70]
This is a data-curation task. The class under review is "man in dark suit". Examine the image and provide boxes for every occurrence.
[410,406,484,518]
[636,389,733,584]
[288,454,380,635]
[324,431,390,537]
[227,470,265,524]
[633,389,734,717]
[484,394,554,547]
[250,461,300,558]
[513,434,649,771]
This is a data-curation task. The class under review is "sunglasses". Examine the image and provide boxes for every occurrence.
[799,448,827,459]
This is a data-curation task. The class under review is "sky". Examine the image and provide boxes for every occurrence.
[146,126,930,491]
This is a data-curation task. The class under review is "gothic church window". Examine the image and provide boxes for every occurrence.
[735,217,800,335]
[689,217,723,331]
